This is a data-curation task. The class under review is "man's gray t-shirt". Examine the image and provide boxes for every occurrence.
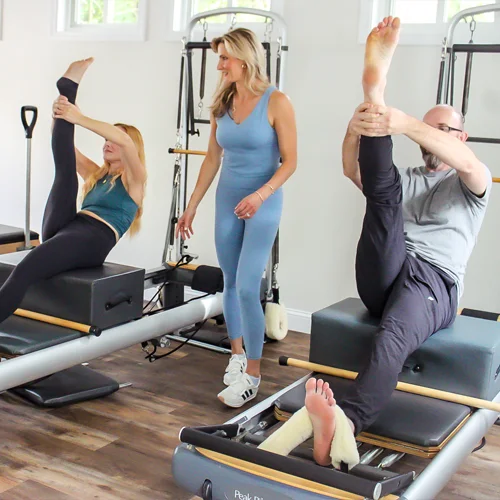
[399,165,492,298]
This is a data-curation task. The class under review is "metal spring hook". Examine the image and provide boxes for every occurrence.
[469,16,476,41]
[264,17,274,42]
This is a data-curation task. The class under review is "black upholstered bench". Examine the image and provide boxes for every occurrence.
[0,224,39,254]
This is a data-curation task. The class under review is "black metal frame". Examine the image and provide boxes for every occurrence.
[436,5,500,145]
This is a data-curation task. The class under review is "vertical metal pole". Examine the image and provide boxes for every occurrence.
[449,46,456,106]
[19,106,38,251]
[436,39,446,104]
[177,40,190,261]
[24,139,32,248]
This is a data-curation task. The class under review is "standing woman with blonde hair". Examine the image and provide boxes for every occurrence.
[177,28,297,408]
[0,58,146,325]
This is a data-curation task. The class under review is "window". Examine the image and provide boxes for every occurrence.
[173,0,284,35]
[72,0,140,25]
[359,0,500,45]
[53,0,148,40]
[393,0,497,24]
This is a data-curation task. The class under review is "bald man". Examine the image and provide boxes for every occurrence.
[303,17,492,467]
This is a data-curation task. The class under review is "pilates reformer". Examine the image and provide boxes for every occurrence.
[0,242,227,406]
[163,6,290,352]
[173,296,500,500]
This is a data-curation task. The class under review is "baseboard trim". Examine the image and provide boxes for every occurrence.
[183,290,311,334]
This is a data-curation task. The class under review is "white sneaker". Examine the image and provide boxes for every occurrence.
[223,354,247,386]
[218,373,259,408]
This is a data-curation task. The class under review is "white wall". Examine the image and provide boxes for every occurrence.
[1,0,499,332]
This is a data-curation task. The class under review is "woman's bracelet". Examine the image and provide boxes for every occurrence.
[265,183,275,194]
[255,191,264,202]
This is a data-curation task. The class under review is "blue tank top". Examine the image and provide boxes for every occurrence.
[216,86,280,189]
[81,175,138,238]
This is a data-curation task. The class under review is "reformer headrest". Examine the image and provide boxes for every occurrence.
[191,265,224,294]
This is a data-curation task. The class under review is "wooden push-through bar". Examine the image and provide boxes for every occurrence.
[279,356,500,413]
[494,178,500,183]
[168,148,207,156]
[14,308,101,337]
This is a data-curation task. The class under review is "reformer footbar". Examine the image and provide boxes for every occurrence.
[279,357,500,413]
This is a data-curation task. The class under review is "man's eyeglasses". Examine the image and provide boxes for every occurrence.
[437,125,463,133]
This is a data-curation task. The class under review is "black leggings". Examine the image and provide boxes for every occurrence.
[0,77,116,325]
[338,136,457,435]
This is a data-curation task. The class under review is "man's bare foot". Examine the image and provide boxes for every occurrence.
[62,57,94,84]
[305,378,336,466]
[363,16,401,105]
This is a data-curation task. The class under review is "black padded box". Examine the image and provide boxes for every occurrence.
[310,297,500,400]
[0,251,144,329]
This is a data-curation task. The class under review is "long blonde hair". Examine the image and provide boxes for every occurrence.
[81,123,146,236]
[211,28,269,118]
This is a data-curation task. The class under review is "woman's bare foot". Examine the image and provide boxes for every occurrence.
[62,58,94,84]
[363,16,401,105]
[305,378,336,466]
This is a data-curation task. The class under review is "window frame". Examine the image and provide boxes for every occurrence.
[170,0,285,41]
[0,0,3,41]
[52,0,148,41]
[359,0,500,45]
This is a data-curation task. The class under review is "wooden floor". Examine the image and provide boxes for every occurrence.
[0,329,498,499]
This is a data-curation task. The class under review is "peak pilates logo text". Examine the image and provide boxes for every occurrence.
[234,491,264,500]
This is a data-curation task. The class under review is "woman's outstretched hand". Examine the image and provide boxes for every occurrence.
[176,206,197,239]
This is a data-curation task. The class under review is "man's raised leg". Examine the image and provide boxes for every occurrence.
[310,17,404,465]
[355,17,406,316]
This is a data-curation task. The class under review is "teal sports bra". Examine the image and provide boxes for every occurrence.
[81,175,138,238]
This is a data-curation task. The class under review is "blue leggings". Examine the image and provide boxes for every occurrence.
[215,183,283,360]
